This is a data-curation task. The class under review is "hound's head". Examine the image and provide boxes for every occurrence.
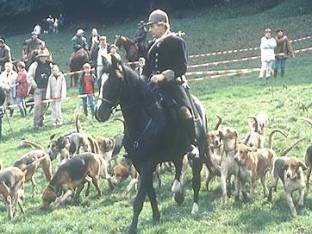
[42,185,57,209]
[284,158,307,180]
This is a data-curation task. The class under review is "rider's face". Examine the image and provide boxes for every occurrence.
[149,24,166,39]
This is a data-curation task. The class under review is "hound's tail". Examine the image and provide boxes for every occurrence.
[19,140,44,150]
[268,129,288,149]
[280,137,305,156]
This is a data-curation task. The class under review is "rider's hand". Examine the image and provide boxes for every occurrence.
[150,74,165,84]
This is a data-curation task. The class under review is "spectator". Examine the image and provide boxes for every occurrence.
[53,18,59,34]
[72,29,88,52]
[16,61,28,117]
[28,50,52,129]
[0,62,17,117]
[47,15,54,33]
[0,38,12,72]
[135,57,145,76]
[259,28,276,79]
[89,28,100,51]
[274,29,295,78]
[90,35,110,79]
[79,63,96,118]
[134,20,148,57]
[59,13,64,29]
[24,31,44,66]
[110,44,121,61]
[46,64,66,126]
[33,24,41,38]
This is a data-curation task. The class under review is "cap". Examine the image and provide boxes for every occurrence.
[264,28,272,33]
[99,36,106,40]
[76,29,84,35]
[147,9,169,26]
[17,61,26,68]
[36,49,50,58]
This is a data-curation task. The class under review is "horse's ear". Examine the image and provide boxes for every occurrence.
[111,54,123,79]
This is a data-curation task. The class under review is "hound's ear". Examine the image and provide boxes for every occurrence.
[50,134,56,140]
[298,161,307,171]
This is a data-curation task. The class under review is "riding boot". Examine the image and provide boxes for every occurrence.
[183,117,199,160]
[281,69,285,77]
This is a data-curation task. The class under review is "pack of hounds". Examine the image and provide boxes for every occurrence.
[0,111,312,221]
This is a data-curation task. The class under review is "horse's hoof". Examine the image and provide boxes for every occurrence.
[191,202,199,215]
[128,225,137,234]
[152,210,160,224]
[174,191,184,205]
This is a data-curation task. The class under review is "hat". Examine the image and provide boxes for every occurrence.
[110,44,117,48]
[36,49,50,58]
[99,36,106,40]
[0,38,4,43]
[264,28,272,33]
[76,29,84,35]
[147,9,169,26]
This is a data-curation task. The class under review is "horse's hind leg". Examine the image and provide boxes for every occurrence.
[191,157,203,214]
[172,159,184,205]
[129,161,153,234]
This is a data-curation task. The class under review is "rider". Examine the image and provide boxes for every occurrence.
[143,9,199,158]
[72,29,88,52]
[134,20,148,57]
[24,31,44,65]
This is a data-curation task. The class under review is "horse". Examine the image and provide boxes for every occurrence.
[114,35,140,64]
[69,48,89,87]
[0,87,6,142]
[95,55,210,233]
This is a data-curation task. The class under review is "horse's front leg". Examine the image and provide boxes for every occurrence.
[129,161,155,234]
[191,157,203,214]
[172,159,184,205]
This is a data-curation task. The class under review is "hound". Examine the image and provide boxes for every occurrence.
[42,153,105,209]
[268,157,307,216]
[0,167,25,220]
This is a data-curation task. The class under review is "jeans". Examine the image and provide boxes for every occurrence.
[82,95,95,117]
[16,96,26,117]
[33,88,47,128]
[274,58,286,71]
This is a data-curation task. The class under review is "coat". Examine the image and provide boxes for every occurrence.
[16,70,28,98]
[46,73,67,100]
[78,72,97,95]
[143,32,191,109]
[274,36,295,59]
[0,44,11,69]
[260,36,276,61]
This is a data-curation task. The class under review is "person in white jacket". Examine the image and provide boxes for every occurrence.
[259,28,277,79]
[46,64,66,126]
[0,62,17,117]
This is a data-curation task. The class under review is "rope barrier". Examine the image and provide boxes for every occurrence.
[186,68,260,76]
[189,35,312,59]
[187,45,312,69]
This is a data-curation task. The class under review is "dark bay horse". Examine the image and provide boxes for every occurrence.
[114,35,140,63]
[69,48,89,87]
[0,87,6,142]
[95,55,209,233]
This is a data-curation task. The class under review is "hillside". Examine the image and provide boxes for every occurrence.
[0,0,312,233]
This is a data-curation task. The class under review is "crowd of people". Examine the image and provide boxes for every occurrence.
[259,28,295,79]
[0,22,141,130]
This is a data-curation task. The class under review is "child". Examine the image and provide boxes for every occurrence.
[46,64,66,126]
[135,57,145,76]
[79,63,96,118]
[16,61,28,117]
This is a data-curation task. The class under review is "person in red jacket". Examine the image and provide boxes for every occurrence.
[16,61,28,117]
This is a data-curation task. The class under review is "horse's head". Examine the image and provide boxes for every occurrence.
[95,54,124,122]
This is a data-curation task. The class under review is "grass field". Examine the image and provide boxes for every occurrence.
[1,0,312,233]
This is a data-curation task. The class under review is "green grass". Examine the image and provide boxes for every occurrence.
[1,0,312,233]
